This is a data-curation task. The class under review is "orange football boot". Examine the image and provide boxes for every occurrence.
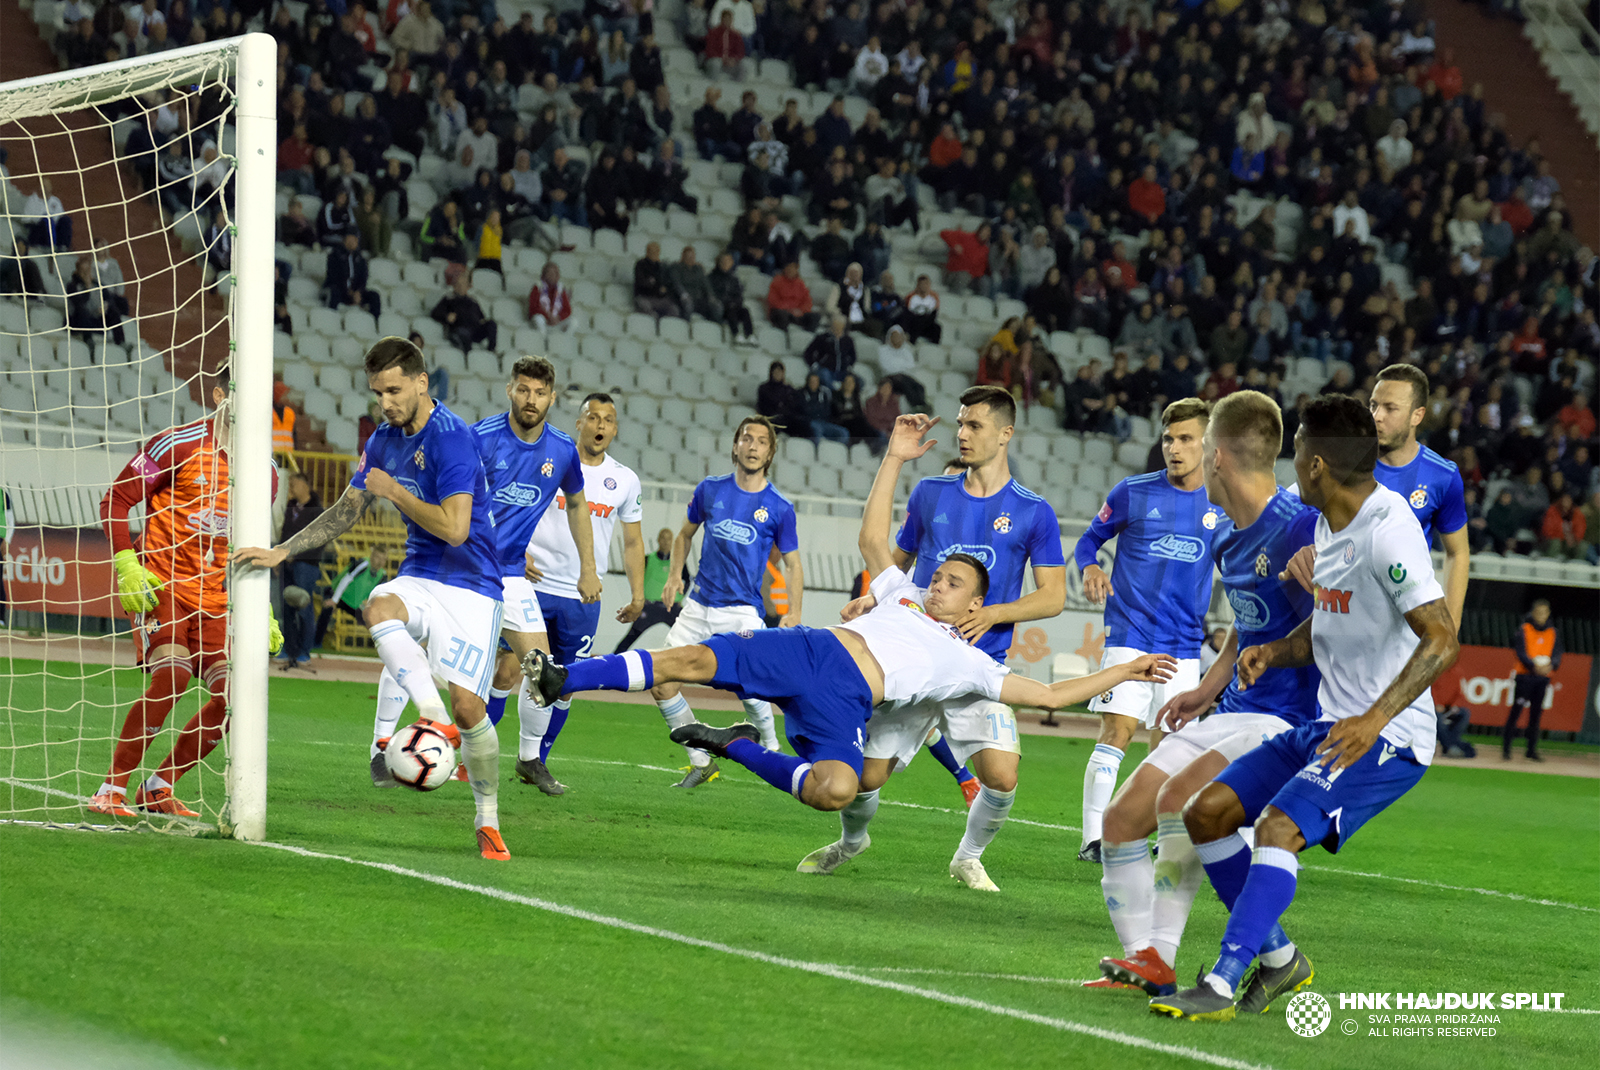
[476,826,510,860]
[88,790,136,817]
[135,786,200,817]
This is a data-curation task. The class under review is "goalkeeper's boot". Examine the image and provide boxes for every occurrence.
[668,721,759,760]
[959,774,981,808]
[797,834,870,875]
[1148,973,1237,1022]
[88,789,136,817]
[1235,949,1314,1014]
[476,826,510,861]
[521,649,568,708]
[135,785,200,818]
[1100,947,1178,997]
[515,757,567,795]
[1076,839,1103,863]
[673,761,720,789]
[371,738,396,788]
[949,857,1001,891]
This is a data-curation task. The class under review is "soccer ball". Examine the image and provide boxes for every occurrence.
[385,722,458,791]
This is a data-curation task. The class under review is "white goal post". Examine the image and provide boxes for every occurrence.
[0,34,275,839]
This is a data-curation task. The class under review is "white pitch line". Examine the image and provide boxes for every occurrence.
[246,837,1276,1070]
[1297,863,1599,914]
[0,776,214,831]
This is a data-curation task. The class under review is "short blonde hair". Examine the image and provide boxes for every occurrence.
[1209,390,1283,473]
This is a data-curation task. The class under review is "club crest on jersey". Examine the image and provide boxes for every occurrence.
[1409,488,1428,508]
[414,448,425,469]
[1202,510,1218,529]
[738,630,754,639]
[1388,563,1407,583]
[753,507,769,522]
[993,512,1012,533]
[1342,543,1356,564]
[1255,552,1271,577]
[540,460,554,477]
[604,477,618,490]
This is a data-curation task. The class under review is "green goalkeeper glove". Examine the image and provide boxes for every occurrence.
[112,549,164,614]
[268,606,283,655]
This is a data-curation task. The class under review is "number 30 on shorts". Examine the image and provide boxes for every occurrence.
[440,637,486,677]
[986,707,1018,744]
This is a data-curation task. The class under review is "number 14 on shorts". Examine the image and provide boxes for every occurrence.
[987,708,1018,744]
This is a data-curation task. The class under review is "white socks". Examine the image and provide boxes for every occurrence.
[372,668,411,755]
[657,693,708,767]
[519,694,570,761]
[839,788,879,847]
[1150,811,1203,967]
[1101,839,1156,955]
[954,785,1015,861]
[742,698,779,750]
[1081,743,1124,846]
[370,621,447,722]
[459,717,500,828]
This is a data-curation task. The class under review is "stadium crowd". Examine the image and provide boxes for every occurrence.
[28,0,1598,560]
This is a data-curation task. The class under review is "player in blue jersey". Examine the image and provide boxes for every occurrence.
[653,415,804,788]
[797,386,1067,891]
[235,338,514,860]
[1151,396,1458,1022]
[1074,398,1226,863]
[1092,392,1320,1006]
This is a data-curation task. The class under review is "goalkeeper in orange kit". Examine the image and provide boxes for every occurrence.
[89,371,279,818]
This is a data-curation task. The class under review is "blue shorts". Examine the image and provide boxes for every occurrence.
[1215,720,1427,854]
[539,593,602,664]
[702,627,873,775]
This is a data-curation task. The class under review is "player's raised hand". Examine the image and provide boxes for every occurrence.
[616,598,644,624]
[954,604,1002,644]
[524,552,544,584]
[1081,563,1114,605]
[1235,644,1272,689]
[1315,711,1385,771]
[886,413,940,462]
[839,593,877,622]
[231,545,286,571]
[1123,653,1177,683]
[1278,544,1315,593]
[1157,686,1211,731]
[577,569,604,603]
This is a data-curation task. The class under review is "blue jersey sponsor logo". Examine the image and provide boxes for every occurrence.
[1150,533,1206,563]
[492,482,545,508]
[397,477,424,498]
[711,518,758,545]
[936,542,998,568]
[1227,588,1271,630]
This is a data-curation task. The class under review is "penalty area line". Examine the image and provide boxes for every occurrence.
[247,837,1276,1070]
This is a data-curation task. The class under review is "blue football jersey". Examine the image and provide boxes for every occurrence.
[351,402,501,599]
[1211,489,1321,723]
[686,474,799,611]
[894,473,1066,660]
[1374,446,1468,542]
[1073,472,1228,655]
[472,415,585,578]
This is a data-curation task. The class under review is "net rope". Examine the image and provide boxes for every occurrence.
[1,44,244,831]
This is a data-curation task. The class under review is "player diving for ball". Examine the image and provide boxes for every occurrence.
[651,415,803,788]
[796,386,1067,891]
[1150,396,1458,1021]
[522,413,1174,820]
[236,338,516,860]
[1090,391,1321,1005]
[514,391,647,791]
[1073,398,1227,863]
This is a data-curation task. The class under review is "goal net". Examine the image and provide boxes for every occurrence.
[0,35,276,839]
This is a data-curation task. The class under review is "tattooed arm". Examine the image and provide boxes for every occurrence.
[232,485,375,570]
[1236,614,1315,690]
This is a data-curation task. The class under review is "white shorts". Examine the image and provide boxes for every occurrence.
[1087,646,1201,729]
[1142,711,1296,776]
[661,597,764,648]
[370,576,503,701]
[864,695,1021,769]
[500,576,548,635]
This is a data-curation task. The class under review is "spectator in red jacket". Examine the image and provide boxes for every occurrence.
[976,342,1014,390]
[1127,164,1166,226]
[1542,492,1587,558]
[1425,49,1463,100]
[528,262,572,330]
[1557,389,1596,440]
[1101,240,1138,293]
[941,222,992,296]
[704,10,746,79]
[767,260,820,330]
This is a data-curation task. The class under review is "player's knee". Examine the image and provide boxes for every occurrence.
[858,759,892,792]
[1097,715,1135,749]
[804,766,859,811]
[362,594,404,628]
[1155,778,1196,817]
[1254,807,1303,850]
[1181,784,1235,841]
[977,766,1017,793]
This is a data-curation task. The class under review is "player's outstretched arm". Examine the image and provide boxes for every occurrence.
[861,414,939,575]
[617,520,646,622]
[1159,626,1237,730]
[1002,653,1177,710]
[660,518,699,607]
[565,488,604,602]
[233,485,374,570]
[1316,598,1459,771]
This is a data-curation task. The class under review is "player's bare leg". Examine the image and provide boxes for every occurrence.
[90,641,194,817]
[495,630,566,795]
[1080,711,1141,861]
[949,745,1017,891]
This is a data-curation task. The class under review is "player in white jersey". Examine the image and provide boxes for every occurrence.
[514,392,646,793]
[1152,395,1459,1021]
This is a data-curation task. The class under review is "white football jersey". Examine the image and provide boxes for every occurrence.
[838,566,1009,710]
[1310,484,1445,764]
[526,454,643,601]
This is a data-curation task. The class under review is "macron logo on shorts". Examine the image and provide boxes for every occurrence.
[1314,585,1353,614]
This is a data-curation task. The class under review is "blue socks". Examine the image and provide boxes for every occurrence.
[1210,847,1300,991]
[926,733,972,783]
[1195,832,1292,970]
[560,650,653,694]
[539,700,570,763]
[725,738,812,799]
[485,689,510,727]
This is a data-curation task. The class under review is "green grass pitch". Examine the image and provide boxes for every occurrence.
[1,660,1596,1070]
